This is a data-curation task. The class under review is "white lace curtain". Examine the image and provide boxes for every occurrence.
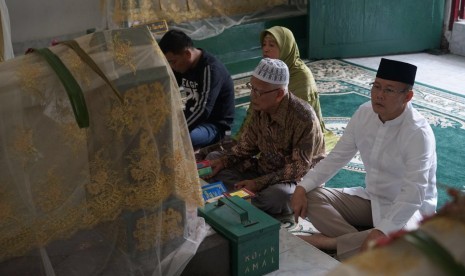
[0,0,14,61]
[102,0,307,39]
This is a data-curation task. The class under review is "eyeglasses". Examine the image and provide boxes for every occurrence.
[369,82,408,95]
[246,82,280,97]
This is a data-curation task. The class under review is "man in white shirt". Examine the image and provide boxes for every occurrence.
[291,58,437,260]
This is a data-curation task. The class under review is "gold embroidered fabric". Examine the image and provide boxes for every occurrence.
[104,0,287,25]
[102,0,307,40]
[0,26,206,276]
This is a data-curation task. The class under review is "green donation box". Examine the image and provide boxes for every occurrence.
[198,196,280,275]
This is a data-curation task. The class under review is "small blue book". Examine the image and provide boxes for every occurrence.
[201,181,227,202]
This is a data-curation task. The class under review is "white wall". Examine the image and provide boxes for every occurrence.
[450,21,465,56]
[5,0,105,55]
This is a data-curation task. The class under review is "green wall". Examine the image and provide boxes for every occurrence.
[308,0,445,59]
[193,15,308,75]
[190,0,445,74]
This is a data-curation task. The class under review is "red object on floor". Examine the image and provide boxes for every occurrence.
[449,0,461,31]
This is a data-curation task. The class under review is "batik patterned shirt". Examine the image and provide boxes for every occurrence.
[222,92,326,191]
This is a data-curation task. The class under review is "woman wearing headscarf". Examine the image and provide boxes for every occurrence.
[261,26,325,132]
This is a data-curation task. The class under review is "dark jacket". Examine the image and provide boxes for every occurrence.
[175,49,235,133]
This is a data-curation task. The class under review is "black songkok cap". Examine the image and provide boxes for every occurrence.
[376,58,417,86]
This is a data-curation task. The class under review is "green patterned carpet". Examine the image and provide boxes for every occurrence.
[233,59,465,209]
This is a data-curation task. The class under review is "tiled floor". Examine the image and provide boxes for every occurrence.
[345,53,465,95]
[266,229,339,275]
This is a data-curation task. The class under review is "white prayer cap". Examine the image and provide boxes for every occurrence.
[252,58,289,86]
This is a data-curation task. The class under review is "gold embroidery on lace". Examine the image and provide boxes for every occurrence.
[87,149,124,200]
[107,82,170,139]
[62,50,92,88]
[107,95,134,139]
[17,61,46,103]
[125,130,171,208]
[2,43,203,260]
[348,249,420,274]
[36,167,67,212]
[12,127,38,168]
[112,32,136,73]
[138,0,154,22]
[425,217,465,234]
[61,122,86,155]
[144,82,171,132]
[107,0,287,25]
[0,187,14,223]
[128,132,160,183]
[86,149,125,223]
[163,146,203,206]
[133,207,183,251]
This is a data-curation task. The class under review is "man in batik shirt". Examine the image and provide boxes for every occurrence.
[207,58,325,215]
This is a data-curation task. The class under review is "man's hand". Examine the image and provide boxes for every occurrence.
[361,229,387,251]
[204,158,225,179]
[291,186,308,223]
[234,180,257,192]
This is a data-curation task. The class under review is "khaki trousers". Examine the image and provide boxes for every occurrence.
[306,187,374,260]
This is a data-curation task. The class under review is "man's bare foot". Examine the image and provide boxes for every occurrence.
[296,233,337,251]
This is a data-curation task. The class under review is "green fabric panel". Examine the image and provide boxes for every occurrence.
[34,48,89,128]
[308,0,445,58]
[60,40,123,103]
